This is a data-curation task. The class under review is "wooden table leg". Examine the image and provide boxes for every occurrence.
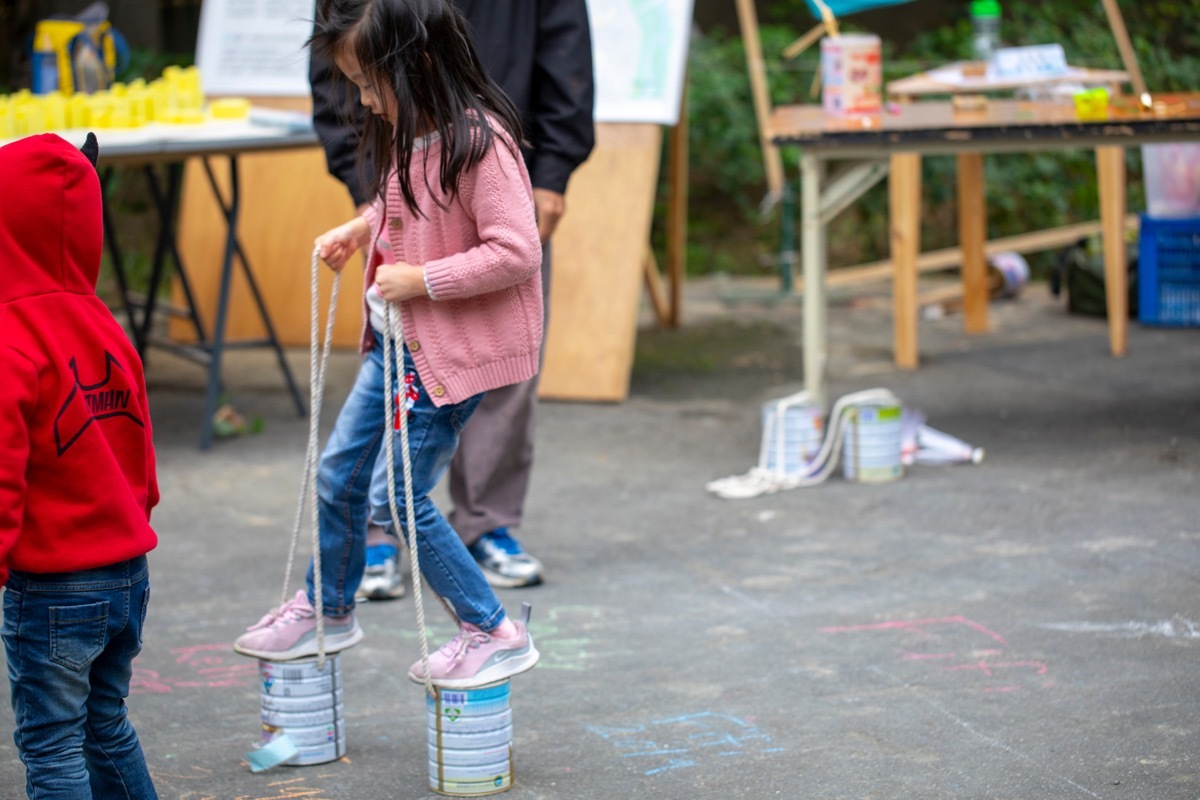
[890,153,921,370]
[1096,145,1128,357]
[957,152,989,334]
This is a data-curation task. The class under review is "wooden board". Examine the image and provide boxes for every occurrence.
[171,97,365,347]
[538,123,663,402]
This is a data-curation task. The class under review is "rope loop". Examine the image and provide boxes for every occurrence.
[382,302,438,697]
[280,246,340,669]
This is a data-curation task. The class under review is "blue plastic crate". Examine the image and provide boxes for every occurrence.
[1138,215,1200,327]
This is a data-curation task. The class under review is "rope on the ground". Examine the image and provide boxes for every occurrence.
[706,387,902,499]
[279,245,340,669]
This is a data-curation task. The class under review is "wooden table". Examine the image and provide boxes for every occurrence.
[768,94,1200,406]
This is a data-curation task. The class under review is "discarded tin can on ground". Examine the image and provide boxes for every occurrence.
[843,403,904,483]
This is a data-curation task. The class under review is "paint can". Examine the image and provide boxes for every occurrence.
[258,656,346,766]
[761,401,824,475]
[987,251,1030,298]
[842,403,904,483]
[428,680,513,796]
[820,34,882,117]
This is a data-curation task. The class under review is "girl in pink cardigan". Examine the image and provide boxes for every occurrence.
[235,0,542,689]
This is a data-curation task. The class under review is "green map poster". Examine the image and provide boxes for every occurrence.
[587,0,695,125]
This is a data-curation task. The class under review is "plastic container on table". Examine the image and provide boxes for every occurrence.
[969,0,1001,63]
[1142,144,1200,219]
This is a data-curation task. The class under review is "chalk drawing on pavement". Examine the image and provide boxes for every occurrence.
[589,711,784,776]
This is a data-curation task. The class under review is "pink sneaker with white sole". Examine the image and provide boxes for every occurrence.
[408,619,539,688]
[234,590,363,661]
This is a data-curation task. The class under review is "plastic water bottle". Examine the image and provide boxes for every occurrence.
[969,0,1001,63]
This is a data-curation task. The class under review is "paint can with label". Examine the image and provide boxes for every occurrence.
[987,251,1030,298]
[761,400,824,475]
[842,403,904,483]
[259,656,346,766]
[821,34,883,117]
[428,680,513,796]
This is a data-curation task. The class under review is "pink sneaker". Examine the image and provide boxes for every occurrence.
[408,620,539,688]
[234,590,363,661]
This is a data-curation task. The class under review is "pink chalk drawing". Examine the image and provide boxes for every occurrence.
[819,616,1050,693]
[943,659,1048,676]
[131,643,257,695]
[818,616,1007,645]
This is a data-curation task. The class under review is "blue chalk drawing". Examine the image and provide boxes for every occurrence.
[588,711,784,775]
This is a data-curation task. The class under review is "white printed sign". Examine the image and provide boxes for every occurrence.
[991,44,1069,81]
[195,0,314,96]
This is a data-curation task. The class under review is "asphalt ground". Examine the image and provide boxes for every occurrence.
[3,276,1199,800]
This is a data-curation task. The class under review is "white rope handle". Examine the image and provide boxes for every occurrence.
[279,246,340,669]
[381,302,437,697]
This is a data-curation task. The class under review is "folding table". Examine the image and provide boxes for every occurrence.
[90,120,321,448]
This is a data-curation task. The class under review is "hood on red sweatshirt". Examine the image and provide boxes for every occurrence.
[0,133,103,304]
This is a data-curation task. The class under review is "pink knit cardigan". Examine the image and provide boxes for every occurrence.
[360,123,543,406]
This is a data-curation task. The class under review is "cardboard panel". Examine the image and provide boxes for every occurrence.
[539,123,662,402]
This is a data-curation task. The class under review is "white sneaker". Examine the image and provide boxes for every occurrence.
[468,529,544,588]
[357,543,406,600]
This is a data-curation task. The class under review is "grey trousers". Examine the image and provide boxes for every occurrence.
[447,242,551,546]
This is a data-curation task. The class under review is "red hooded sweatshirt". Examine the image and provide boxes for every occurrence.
[0,133,159,586]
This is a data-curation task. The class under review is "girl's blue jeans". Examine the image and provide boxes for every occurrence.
[3,556,157,800]
[307,330,505,630]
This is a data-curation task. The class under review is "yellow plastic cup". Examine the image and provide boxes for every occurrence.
[1074,87,1109,121]
[209,97,251,120]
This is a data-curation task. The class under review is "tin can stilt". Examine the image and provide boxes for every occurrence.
[428,680,514,795]
[259,655,347,766]
[842,403,904,483]
[761,400,824,476]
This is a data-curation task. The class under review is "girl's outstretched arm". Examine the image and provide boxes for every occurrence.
[315,216,372,272]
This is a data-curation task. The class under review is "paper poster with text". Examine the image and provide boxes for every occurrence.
[196,0,313,96]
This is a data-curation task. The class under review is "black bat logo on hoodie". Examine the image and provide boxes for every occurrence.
[54,351,145,455]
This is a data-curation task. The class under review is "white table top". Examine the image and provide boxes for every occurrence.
[1,111,319,165]
[888,63,1130,97]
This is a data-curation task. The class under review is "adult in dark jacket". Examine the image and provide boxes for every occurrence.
[310,0,595,591]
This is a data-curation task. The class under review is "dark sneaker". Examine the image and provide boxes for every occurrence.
[357,542,406,600]
[468,528,543,588]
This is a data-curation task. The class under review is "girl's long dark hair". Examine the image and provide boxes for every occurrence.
[310,0,524,214]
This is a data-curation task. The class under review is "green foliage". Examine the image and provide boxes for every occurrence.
[117,48,195,84]
[671,0,1200,281]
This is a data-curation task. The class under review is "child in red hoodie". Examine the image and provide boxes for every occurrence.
[0,133,159,800]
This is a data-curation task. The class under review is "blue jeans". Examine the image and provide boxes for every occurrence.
[3,556,157,800]
[308,331,505,630]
